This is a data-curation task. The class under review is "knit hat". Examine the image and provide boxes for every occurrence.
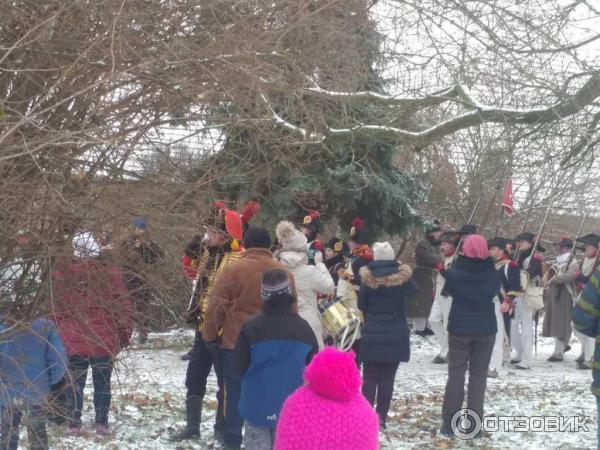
[242,227,272,249]
[276,221,308,251]
[72,231,100,259]
[373,242,395,261]
[275,347,379,450]
[133,217,147,229]
[462,234,488,260]
[261,269,293,301]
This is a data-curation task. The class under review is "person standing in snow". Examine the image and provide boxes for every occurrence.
[235,269,318,450]
[572,234,600,370]
[323,237,349,286]
[170,200,258,443]
[51,231,133,436]
[438,235,500,437]
[274,347,379,450]
[358,242,416,429]
[275,220,335,349]
[572,271,600,450]
[0,308,67,450]
[407,221,442,336]
[542,236,578,362]
[202,226,285,450]
[429,231,459,364]
[509,232,544,370]
[119,217,163,344]
[487,237,521,378]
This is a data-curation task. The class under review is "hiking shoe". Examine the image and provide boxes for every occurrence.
[547,355,563,362]
[432,355,447,364]
[96,424,110,437]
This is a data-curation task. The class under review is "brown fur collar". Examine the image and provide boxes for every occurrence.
[359,264,413,289]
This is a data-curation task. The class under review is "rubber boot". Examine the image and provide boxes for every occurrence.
[169,395,202,441]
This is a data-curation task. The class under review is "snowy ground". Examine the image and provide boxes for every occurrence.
[43,329,596,449]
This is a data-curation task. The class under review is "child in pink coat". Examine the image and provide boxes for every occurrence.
[275,347,379,450]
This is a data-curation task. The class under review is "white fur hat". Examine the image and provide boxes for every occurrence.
[73,231,100,259]
[373,242,395,261]
[276,220,308,250]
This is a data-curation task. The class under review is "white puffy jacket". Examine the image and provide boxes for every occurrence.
[278,251,335,349]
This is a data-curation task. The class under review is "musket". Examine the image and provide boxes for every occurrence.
[566,214,587,269]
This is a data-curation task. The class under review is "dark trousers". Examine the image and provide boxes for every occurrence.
[132,286,151,340]
[220,349,244,448]
[442,333,495,427]
[185,331,225,432]
[362,361,400,425]
[67,355,113,427]
[0,405,48,450]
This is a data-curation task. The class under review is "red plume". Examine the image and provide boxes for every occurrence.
[241,201,261,224]
[214,201,226,210]
[308,210,321,220]
[351,217,364,230]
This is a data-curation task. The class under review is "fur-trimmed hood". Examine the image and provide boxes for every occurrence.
[359,261,413,289]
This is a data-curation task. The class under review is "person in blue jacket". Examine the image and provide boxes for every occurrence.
[572,272,600,450]
[0,304,67,450]
[234,268,318,450]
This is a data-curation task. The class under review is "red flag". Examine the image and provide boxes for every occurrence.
[502,178,514,216]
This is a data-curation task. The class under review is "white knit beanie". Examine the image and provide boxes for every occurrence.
[373,242,395,261]
[276,220,308,250]
[73,231,100,259]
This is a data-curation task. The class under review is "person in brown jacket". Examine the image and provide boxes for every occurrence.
[202,226,287,449]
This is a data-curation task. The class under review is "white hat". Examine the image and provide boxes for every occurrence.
[72,231,100,259]
[276,220,308,251]
[373,242,395,261]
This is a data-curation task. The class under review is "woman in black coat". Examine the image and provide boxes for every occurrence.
[438,234,501,438]
[358,242,416,428]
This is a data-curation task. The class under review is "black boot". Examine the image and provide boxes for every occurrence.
[169,395,202,441]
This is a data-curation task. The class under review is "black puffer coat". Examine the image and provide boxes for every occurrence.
[358,261,416,363]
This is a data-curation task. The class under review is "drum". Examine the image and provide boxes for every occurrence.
[319,298,362,352]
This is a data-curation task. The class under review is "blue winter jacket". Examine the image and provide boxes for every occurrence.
[572,272,600,396]
[444,256,501,336]
[0,317,67,407]
[235,301,318,429]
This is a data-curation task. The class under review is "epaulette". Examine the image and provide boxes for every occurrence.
[533,252,543,261]
[509,260,519,268]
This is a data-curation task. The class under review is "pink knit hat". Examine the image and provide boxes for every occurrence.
[463,234,489,260]
[275,348,379,450]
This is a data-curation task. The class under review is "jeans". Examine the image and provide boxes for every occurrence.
[442,333,495,427]
[244,423,274,450]
[362,361,400,425]
[0,404,47,450]
[185,331,225,432]
[220,349,244,448]
[67,355,113,427]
